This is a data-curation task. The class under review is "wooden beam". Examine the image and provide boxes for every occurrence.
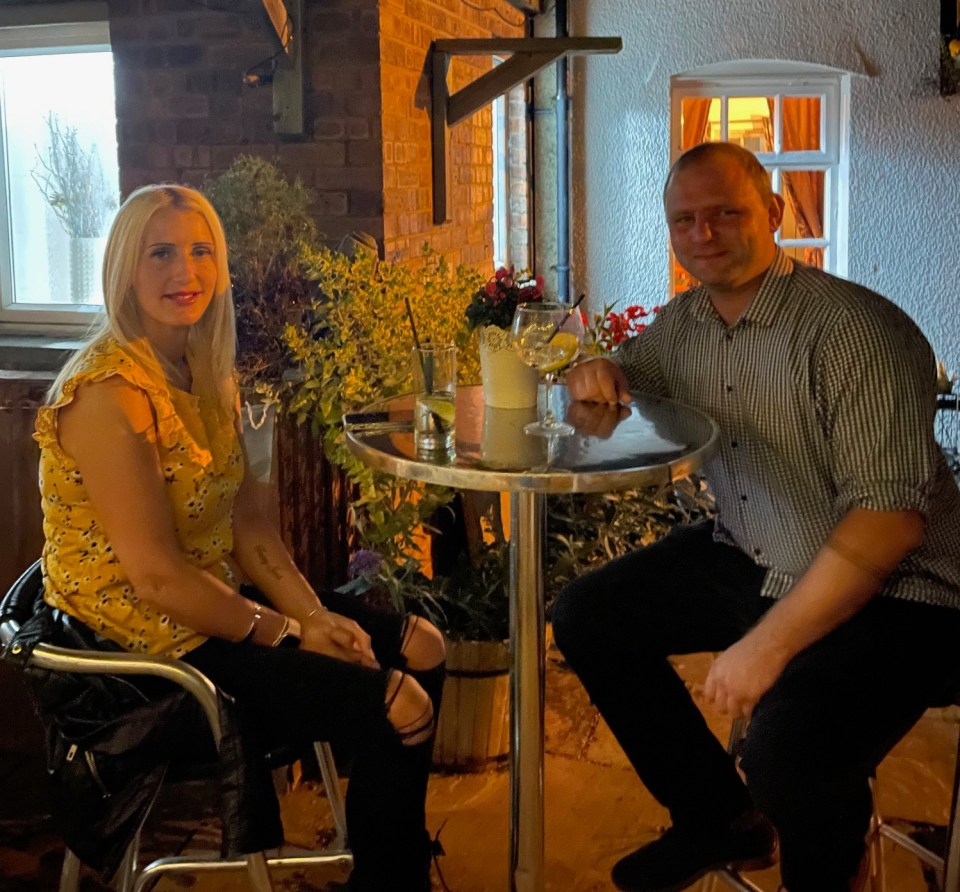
[272,0,302,134]
[503,0,541,13]
[430,35,622,223]
[432,52,452,224]
[262,0,294,56]
[448,51,560,127]
[433,37,621,56]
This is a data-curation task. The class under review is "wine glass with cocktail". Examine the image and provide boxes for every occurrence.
[511,301,585,436]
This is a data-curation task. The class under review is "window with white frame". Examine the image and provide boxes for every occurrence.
[0,13,120,328]
[670,65,849,294]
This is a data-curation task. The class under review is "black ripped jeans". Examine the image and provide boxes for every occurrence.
[183,589,444,892]
[551,520,960,891]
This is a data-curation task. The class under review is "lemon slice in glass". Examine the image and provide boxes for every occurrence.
[539,332,580,373]
[420,395,456,424]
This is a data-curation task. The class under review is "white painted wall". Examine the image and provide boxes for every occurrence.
[571,0,960,368]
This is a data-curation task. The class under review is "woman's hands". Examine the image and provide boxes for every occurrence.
[300,608,380,669]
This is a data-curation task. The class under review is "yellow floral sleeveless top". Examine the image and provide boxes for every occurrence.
[34,339,244,657]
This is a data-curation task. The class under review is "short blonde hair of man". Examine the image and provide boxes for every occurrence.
[663,141,774,206]
[49,184,236,419]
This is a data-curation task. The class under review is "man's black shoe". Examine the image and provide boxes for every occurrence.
[611,808,779,892]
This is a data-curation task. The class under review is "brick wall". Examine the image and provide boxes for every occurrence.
[378,0,525,268]
[99,0,385,248]
[26,0,526,269]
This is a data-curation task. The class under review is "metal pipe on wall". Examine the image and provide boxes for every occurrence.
[554,0,570,303]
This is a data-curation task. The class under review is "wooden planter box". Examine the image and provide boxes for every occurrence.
[434,638,510,772]
[275,414,352,592]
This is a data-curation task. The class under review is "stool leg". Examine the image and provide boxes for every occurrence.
[114,834,139,892]
[59,849,81,892]
[315,740,348,848]
[865,778,886,892]
[245,852,276,892]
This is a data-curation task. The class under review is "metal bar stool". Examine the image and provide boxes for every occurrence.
[0,560,352,892]
[705,699,960,892]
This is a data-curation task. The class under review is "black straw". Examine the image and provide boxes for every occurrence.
[404,297,444,433]
[547,292,587,342]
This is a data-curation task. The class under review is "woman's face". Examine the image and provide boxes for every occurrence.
[132,206,218,346]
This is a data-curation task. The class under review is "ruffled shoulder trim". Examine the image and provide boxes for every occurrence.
[34,339,225,470]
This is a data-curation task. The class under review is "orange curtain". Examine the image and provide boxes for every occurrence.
[681,99,712,150]
[770,98,824,267]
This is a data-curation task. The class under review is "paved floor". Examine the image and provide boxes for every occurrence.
[0,648,955,891]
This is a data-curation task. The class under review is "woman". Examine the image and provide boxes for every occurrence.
[35,184,445,891]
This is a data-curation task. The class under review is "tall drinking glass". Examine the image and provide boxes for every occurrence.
[511,301,584,436]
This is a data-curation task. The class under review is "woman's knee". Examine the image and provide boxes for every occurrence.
[385,670,435,746]
[401,617,446,670]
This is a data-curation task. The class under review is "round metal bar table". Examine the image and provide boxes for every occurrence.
[345,384,719,892]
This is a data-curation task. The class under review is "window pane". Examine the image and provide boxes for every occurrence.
[780,244,824,269]
[2,50,119,307]
[727,97,772,152]
[779,170,825,239]
[681,97,720,148]
[782,97,821,151]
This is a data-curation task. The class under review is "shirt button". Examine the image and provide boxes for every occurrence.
[740,494,748,501]
[725,332,734,341]
[725,384,733,393]
[730,440,738,448]
[753,547,762,557]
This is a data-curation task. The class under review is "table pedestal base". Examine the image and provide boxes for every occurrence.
[509,490,545,892]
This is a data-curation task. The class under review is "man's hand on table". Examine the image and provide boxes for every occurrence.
[566,358,632,405]
[566,400,630,439]
[301,608,380,669]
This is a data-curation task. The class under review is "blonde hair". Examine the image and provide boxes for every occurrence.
[49,184,236,418]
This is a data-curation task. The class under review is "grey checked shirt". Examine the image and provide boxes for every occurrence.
[614,250,960,610]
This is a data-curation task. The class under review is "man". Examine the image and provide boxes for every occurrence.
[554,141,960,892]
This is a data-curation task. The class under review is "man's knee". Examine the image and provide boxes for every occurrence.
[552,574,611,659]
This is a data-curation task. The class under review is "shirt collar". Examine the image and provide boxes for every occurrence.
[688,248,795,327]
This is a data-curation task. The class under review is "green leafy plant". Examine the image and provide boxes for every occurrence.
[374,545,510,642]
[32,112,116,238]
[203,155,320,393]
[545,479,715,606]
[278,242,483,577]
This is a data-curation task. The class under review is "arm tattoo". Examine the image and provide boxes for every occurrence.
[254,544,285,581]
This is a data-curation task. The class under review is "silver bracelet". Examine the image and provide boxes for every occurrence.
[241,605,263,643]
[269,615,291,648]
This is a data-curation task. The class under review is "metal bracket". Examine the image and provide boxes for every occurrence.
[430,37,621,224]
[262,0,303,135]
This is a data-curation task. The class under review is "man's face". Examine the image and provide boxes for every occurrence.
[664,156,783,295]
